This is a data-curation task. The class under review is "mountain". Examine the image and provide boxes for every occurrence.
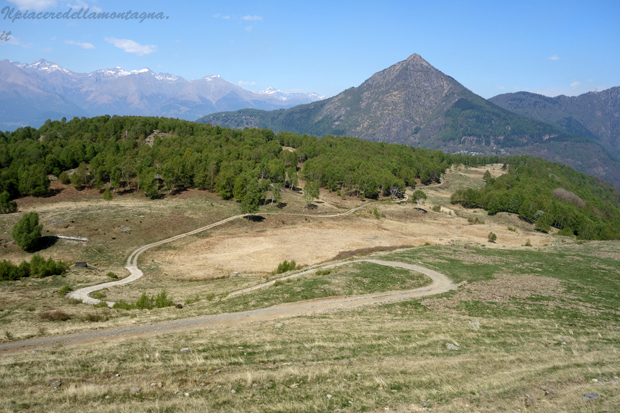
[0,59,324,131]
[198,54,620,187]
[489,88,620,158]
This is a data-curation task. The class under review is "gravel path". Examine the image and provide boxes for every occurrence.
[0,259,454,354]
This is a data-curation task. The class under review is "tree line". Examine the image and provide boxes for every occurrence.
[0,115,500,207]
[2,115,618,240]
[450,156,620,240]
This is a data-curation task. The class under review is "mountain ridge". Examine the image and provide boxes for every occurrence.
[489,88,620,158]
[0,59,325,131]
[197,53,620,187]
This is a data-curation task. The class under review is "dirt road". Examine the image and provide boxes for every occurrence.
[0,259,455,354]
[67,204,371,306]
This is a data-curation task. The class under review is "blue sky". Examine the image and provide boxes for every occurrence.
[1,0,618,98]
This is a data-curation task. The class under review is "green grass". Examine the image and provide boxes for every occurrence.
[384,243,620,326]
[207,262,431,314]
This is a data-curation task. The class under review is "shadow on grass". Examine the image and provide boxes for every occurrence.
[244,215,265,222]
[27,236,59,252]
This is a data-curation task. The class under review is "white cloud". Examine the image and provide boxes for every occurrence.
[50,36,56,41]
[67,1,102,13]
[497,86,506,90]
[213,13,230,19]
[6,0,57,11]
[548,55,559,61]
[42,46,52,52]
[570,81,581,87]
[104,37,157,56]
[0,35,32,48]
[245,25,253,32]
[238,81,256,86]
[242,15,262,21]
[64,40,95,49]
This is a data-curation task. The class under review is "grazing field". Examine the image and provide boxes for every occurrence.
[1,164,619,412]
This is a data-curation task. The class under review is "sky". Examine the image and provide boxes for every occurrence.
[1,0,619,99]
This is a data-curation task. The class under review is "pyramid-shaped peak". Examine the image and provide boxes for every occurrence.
[403,53,432,67]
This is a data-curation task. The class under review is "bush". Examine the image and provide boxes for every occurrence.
[59,171,71,184]
[11,212,42,251]
[113,291,175,310]
[57,285,72,297]
[82,313,108,322]
[93,301,108,308]
[91,291,107,299]
[0,191,17,214]
[274,260,297,274]
[38,310,71,321]
[107,272,119,279]
[316,270,331,276]
[488,232,497,243]
[102,187,113,201]
[0,255,67,281]
[431,205,441,212]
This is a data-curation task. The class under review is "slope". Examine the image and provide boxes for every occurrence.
[490,88,620,158]
[198,54,620,187]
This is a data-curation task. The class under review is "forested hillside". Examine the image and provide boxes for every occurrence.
[197,54,620,188]
[1,115,618,240]
[450,157,620,240]
[0,115,495,205]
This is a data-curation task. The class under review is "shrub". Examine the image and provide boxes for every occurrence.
[0,191,17,214]
[431,205,441,212]
[93,301,108,308]
[38,310,71,321]
[83,313,108,322]
[135,292,152,310]
[524,239,532,247]
[11,212,42,251]
[206,293,215,301]
[154,290,174,308]
[275,260,296,274]
[488,232,497,243]
[102,187,113,201]
[112,291,175,310]
[59,171,71,184]
[316,270,331,276]
[107,272,119,279]
[91,291,107,299]
[57,285,72,297]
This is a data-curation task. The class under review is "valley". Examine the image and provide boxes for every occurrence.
[1,158,618,412]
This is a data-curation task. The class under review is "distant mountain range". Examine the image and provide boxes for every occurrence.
[489,88,620,159]
[198,54,620,187]
[0,59,324,131]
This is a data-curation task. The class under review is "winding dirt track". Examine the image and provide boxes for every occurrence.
[67,203,371,306]
[0,201,456,354]
[0,259,454,354]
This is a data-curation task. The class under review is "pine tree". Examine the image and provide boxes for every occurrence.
[11,212,42,251]
[240,180,262,215]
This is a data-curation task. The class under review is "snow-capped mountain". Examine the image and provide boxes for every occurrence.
[0,59,324,131]
[258,87,326,101]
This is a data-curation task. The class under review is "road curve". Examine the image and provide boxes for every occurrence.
[67,203,371,306]
[0,259,455,354]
